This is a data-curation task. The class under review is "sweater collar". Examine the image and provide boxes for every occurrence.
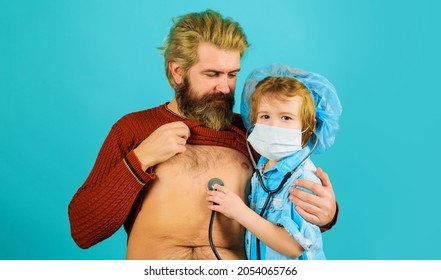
[160,103,250,160]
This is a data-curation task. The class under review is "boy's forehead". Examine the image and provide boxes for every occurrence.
[260,93,302,103]
[258,95,302,111]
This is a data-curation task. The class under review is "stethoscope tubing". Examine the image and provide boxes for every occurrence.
[246,125,319,259]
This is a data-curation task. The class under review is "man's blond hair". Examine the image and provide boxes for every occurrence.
[160,9,249,88]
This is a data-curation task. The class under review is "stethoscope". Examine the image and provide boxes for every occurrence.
[207,125,318,260]
[245,125,319,260]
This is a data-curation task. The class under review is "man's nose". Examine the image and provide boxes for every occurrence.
[215,77,231,94]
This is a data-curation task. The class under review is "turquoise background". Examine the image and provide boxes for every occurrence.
[1,0,440,260]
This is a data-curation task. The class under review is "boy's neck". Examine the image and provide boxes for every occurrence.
[263,160,278,172]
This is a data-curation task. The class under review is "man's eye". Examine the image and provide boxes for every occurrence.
[228,72,238,78]
[206,73,217,77]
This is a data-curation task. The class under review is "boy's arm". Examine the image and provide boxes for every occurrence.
[289,167,338,231]
[207,185,304,258]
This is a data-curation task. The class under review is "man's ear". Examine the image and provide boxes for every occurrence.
[169,61,183,85]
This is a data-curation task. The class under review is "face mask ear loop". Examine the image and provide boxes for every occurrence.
[301,124,310,133]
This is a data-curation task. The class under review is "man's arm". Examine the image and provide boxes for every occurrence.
[68,124,155,248]
[289,167,338,231]
[68,120,191,248]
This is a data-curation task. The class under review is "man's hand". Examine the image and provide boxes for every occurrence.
[289,167,336,227]
[134,121,190,170]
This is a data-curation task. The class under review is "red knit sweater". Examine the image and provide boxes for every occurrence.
[68,104,250,248]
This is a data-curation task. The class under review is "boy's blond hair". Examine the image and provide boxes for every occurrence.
[250,76,316,147]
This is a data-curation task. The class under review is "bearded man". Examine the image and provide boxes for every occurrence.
[68,10,338,260]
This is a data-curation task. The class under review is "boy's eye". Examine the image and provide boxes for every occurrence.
[281,116,292,121]
[259,115,270,119]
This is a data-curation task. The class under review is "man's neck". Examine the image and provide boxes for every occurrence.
[166,99,184,117]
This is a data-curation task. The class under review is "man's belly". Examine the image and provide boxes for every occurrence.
[126,145,252,260]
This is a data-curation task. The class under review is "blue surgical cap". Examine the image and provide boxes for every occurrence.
[240,64,343,154]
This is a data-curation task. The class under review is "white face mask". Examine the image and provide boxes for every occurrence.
[247,123,303,161]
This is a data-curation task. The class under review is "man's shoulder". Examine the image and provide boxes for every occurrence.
[117,104,165,124]
[110,104,172,136]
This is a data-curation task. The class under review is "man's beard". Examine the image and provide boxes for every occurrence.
[175,78,235,130]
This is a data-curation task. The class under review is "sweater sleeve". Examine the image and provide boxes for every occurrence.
[68,123,155,249]
[319,203,339,232]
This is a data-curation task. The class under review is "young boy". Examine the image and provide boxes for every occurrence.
[206,64,342,259]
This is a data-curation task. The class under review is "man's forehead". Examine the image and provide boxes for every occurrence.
[195,42,241,72]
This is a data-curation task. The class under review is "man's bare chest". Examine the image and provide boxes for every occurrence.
[157,145,250,175]
[139,145,252,224]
